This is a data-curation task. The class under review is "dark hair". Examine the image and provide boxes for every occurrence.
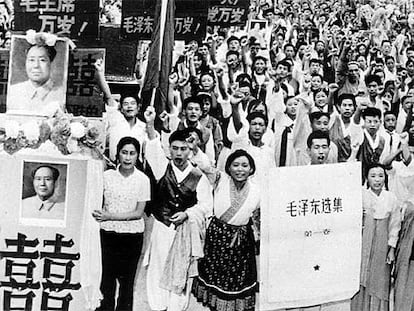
[338,93,356,107]
[361,107,381,119]
[168,129,191,144]
[32,165,60,181]
[120,93,140,107]
[116,136,140,164]
[227,35,240,45]
[26,44,57,62]
[182,96,203,110]
[365,163,388,190]
[225,149,256,176]
[364,74,382,86]
[226,50,240,59]
[306,130,330,148]
[309,111,330,123]
[309,58,322,65]
[187,127,204,144]
[313,88,329,101]
[383,110,397,118]
[247,99,267,114]
[247,111,268,126]
[276,59,291,71]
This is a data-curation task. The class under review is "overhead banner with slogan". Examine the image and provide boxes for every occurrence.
[208,0,249,27]
[260,163,362,310]
[121,0,208,40]
[0,154,102,311]
[66,48,105,117]
[14,0,99,39]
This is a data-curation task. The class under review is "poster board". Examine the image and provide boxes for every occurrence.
[121,0,208,40]
[66,48,105,117]
[207,0,249,27]
[260,162,362,310]
[14,0,99,39]
[0,154,102,310]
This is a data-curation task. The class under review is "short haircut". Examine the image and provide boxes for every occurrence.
[32,165,60,181]
[276,59,291,71]
[225,149,256,176]
[116,136,140,163]
[182,96,203,110]
[120,93,140,107]
[365,74,382,86]
[311,73,323,80]
[309,111,330,123]
[247,99,267,114]
[361,107,381,119]
[227,36,240,45]
[307,130,330,148]
[169,128,191,144]
[26,44,57,62]
[247,111,268,126]
[338,93,356,107]
[226,50,240,59]
[309,58,322,65]
[383,110,397,118]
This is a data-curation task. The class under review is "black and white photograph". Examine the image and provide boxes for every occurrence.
[0,0,414,310]
[6,34,69,117]
[20,160,68,227]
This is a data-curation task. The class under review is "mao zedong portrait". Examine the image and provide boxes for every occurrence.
[21,165,65,220]
[7,36,64,117]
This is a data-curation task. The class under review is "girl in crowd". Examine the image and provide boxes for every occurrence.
[93,137,151,311]
[351,164,401,311]
[192,149,260,311]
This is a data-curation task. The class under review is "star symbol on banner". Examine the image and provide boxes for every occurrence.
[313,265,320,271]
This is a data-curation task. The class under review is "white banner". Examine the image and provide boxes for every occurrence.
[260,162,362,310]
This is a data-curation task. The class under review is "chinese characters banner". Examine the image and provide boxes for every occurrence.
[260,163,362,310]
[208,0,249,27]
[14,0,99,39]
[0,49,9,113]
[0,154,102,311]
[121,0,208,40]
[66,48,105,117]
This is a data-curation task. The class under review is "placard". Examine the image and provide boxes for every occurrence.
[207,0,249,27]
[14,0,99,39]
[66,48,105,117]
[260,163,362,310]
[121,0,208,41]
[0,154,102,311]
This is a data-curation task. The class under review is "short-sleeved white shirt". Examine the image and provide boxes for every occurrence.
[101,167,151,233]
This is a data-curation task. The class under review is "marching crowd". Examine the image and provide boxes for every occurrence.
[87,0,414,310]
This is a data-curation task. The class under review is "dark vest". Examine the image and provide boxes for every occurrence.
[152,163,203,226]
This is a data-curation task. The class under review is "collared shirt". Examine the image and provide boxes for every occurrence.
[21,195,65,220]
[7,79,63,117]
[105,105,148,161]
[101,167,150,233]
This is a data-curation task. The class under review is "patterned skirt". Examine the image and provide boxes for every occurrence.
[192,216,257,311]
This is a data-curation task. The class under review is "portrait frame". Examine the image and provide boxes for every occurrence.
[19,159,69,228]
[6,34,69,116]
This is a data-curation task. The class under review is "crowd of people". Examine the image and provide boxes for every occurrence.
[85,0,414,310]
